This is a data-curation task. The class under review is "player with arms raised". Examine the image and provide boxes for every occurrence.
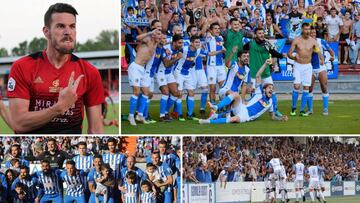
[127,26,162,126]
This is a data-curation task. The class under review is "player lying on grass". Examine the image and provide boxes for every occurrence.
[199,58,288,124]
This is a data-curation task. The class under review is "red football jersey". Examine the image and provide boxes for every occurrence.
[7,51,105,134]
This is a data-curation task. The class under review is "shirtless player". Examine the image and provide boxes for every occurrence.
[288,23,321,117]
[128,29,162,126]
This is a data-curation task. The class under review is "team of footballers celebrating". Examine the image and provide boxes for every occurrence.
[0,137,180,203]
[266,150,327,203]
[183,137,358,203]
[127,15,335,126]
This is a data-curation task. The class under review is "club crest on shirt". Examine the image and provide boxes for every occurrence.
[7,77,16,91]
[49,79,62,93]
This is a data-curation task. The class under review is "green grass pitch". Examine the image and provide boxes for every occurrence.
[121,100,360,134]
[0,104,119,134]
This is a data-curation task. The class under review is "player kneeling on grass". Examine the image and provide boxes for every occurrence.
[199,59,288,124]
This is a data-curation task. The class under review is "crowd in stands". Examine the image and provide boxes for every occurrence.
[0,136,180,203]
[183,136,360,183]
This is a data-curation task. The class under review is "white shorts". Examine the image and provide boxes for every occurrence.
[191,68,208,88]
[313,65,327,78]
[207,65,226,85]
[319,180,325,188]
[293,62,312,86]
[294,180,304,188]
[128,62,145,87]
[156,70,167,87]
[165,73,176,84]
[141,72,155,92]
[309,180,321,190]
[219,87,230,98]
[174,70,195,91]
[251,76,274,89]
[231,100,250,123]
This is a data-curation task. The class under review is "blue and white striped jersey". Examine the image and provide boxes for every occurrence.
[123,182,140,203]
[72,154,93,172]
[293,162,305,180]
[141,191,156,203]
[102,153,127,174]
[11,176,38,199]
[5,159,30,168]
[145,47,164,77]
[246,84,273,120]
[35,169,62,195]
[206,35,224,66]
[311,38,332,69]
[222,61,250,92]
[120,167,148,186]
[175,46,205,75]
[60,170,86,197]
[159,44,183,75]
[307,165,321,181]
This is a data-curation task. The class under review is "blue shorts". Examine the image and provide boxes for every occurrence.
[64,195,85,203]
[40,194,63,203]
[89,193,114,203]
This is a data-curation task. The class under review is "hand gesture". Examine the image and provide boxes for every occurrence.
[57,71,84,114]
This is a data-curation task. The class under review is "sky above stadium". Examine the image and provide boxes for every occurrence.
[0,0,119,51]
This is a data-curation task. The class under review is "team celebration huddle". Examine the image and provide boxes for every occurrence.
[123,0,338,126]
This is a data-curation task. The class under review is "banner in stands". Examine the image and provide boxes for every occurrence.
[355,181,360,195]
[331,181,344,196]
[344,182,356,196]
[122,18,149,27]
[185,183,215,203]
[272,42,339,81]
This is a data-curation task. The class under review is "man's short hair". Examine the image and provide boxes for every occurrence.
[172,34,183,42]
[151,19,160,28]
[19,165,29,171]
[41,159,50,164]
[254,27,263,34]
[93,154,103,160]
[48,138,57,143]
[186,24,197,35]
[127,6,134,12]
[78,142,87,147]
[185,1,192,7]
[210,22,220,30]
[126,170,137,179]
[107,137,116,144]
[44,3,78,27]
[230,18,240,24]
[141,180,152,188]
[237,50,249,58]
[66,160,76,166]
[146,163,156,168]
[302,22,310,28]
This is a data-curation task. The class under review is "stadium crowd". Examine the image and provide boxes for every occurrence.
[121,0,358,126]
[0,136,180,203]
[183,136,360,183]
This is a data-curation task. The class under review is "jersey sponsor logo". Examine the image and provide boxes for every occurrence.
[8,77,16,91]
[259,99,269,107]
[186,57,195,61]
[49,79,63,93]
[34,76,44,83]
